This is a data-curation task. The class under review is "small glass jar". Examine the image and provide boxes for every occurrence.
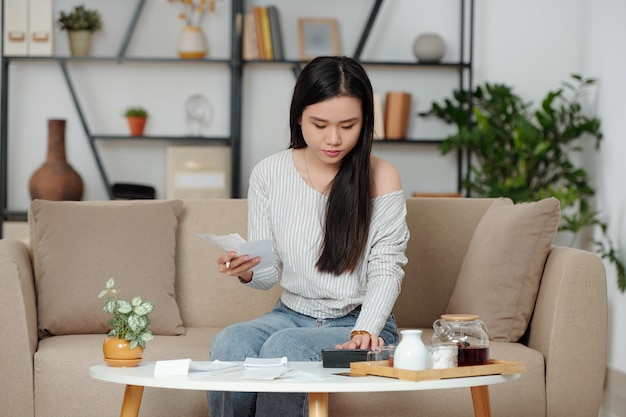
[431,314,490,366]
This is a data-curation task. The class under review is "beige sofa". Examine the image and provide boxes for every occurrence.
[0,198,607,417]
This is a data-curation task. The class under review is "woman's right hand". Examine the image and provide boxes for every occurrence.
[216,251,260,283]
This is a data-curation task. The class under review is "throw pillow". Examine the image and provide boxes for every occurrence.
[30,199,185,338]
[446,197,560,342]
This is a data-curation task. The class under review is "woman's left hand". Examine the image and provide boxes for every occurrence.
[334,333,385,350]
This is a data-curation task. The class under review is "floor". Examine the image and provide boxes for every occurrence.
[1,221,624,416]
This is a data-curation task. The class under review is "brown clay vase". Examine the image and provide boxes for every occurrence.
[102,337,143,367]
[29,119,84,201]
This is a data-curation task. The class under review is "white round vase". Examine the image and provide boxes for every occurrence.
[413,33,446,63]
[393,329,429,371]
[178,26,207,59]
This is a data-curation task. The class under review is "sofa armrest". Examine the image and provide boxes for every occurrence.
[527,245,607,417]
[0,239,38,417]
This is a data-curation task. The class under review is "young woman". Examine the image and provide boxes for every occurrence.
[208,56,409,417]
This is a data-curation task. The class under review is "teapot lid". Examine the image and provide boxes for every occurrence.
[441,314,479,322]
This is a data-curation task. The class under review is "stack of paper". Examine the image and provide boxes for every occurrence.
[154,359,243,377]
[242,357,290,380]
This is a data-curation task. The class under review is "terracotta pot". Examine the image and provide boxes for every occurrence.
[29,119,84,201]
[127,116,147,136]
[102,337,143,367]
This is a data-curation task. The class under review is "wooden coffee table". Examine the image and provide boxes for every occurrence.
[89,361,521,417]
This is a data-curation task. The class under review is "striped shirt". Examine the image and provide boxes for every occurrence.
[246,149,409,335]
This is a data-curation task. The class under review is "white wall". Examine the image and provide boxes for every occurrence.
[584,0,626,373]
[2,0,625,372]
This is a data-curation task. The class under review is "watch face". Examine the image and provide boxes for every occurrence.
[185,94,212,135]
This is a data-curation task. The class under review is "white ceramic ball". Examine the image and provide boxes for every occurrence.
[413,33,446,63]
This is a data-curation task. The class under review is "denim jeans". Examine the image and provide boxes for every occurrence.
[207,300,399,417]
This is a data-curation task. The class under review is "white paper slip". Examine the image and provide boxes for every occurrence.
[154,358,192,376]
[196,233,274,271]
[190,360,243,375]
[241,367,291,380]
[240,357,290,380]
[244,357,288,368]
[154,359,244,377]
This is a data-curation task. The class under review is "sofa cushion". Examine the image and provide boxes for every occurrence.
[446,197,560,342]
[30,199,185,338]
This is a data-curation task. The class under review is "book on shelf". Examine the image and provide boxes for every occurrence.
[252,6,266,60]
[259,6,273,60]
[242,12,259,60]
[373,93,385,140]
[247,6,284,61]
[267,5,284,60]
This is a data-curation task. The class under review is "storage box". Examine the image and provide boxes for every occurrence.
[29,0,54,56]
[166,146,231,199]
[3,0,29,56]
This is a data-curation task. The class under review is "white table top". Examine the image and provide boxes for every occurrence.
[90,361,520,394]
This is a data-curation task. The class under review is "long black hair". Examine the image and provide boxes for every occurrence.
[289,56,374,275]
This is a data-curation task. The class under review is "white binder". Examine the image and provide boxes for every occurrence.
[3,0,29,56]
[29,0,54,56]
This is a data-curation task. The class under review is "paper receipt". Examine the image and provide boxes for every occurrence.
[196,233,274,271]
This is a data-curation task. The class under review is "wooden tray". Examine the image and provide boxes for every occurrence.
[350,359,525,382]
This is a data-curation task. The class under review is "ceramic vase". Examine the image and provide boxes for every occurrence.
[67,30,92,57]
[102,337,143,367]
[29,119,84,201]
[393,329,429,371]
[178,26,207,59]
[384,91,412,139]
[413,33,446,63]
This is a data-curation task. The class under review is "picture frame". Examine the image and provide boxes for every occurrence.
[298,18,340,60]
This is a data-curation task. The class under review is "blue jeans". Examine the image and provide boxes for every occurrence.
[207,300,399,417]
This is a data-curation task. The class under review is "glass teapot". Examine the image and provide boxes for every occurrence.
[431,314,490,366]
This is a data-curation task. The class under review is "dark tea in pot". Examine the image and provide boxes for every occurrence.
[457,345,489,366]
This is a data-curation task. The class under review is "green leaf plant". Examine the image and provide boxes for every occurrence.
[57,4,103,32]
[98,278,155,350]
[420,74,625,292]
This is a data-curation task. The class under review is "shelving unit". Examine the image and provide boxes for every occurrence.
[0,0,473,237]
[0,0,244,233]
[237,0,474,194]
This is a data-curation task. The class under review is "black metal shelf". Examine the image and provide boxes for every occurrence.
[2,210,28,222]
[94,135,231,143]
[0,0,244,237]
[245,58,470,69]
[0,0,472,237]
[2,56,233,64]
[373,139,446,145]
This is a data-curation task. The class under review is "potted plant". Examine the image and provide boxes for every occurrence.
[57,4,103,57]
[98,278,154,367]
[420,74,625,292]
[124,107,148,136]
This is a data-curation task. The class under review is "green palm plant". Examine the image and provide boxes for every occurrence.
[420,74,625,292]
